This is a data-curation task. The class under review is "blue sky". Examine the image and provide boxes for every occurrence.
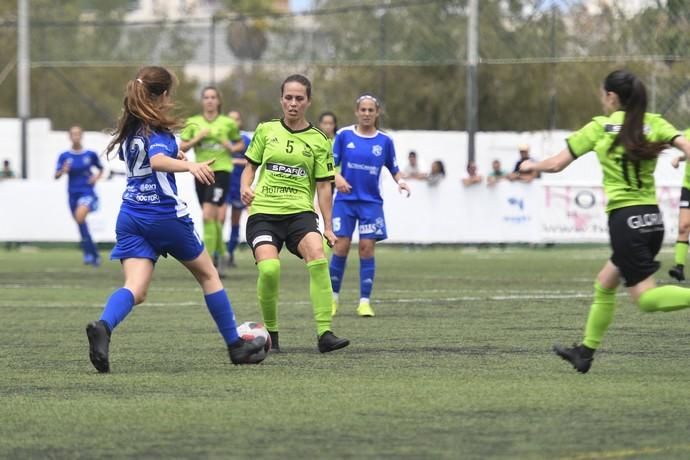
[289,0,313,12]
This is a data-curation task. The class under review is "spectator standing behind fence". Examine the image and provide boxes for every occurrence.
[1,160,15,179]
[402,150,427,180]
[461,160,482,186]
[507,144,538,183]
[427,160,446,186]
[318,111,338,145]
[55,126,104,266]
[487,159,506,186]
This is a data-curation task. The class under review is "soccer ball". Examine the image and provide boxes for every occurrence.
[236,321,271,363]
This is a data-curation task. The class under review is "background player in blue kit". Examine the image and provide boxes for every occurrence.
[55,125,104,266]
[85,66,261,373]
[221,109,252,267]
[329,94,410,317]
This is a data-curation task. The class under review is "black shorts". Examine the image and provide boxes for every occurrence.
[608,205,664,287]
[246,212,321,258]
[680,187,690,209]
[195,171,230,206]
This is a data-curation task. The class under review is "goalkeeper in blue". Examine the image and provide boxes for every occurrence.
[329,94,410,317]
[85,66,262,373]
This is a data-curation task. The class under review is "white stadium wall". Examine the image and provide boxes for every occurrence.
[0,118,685,243]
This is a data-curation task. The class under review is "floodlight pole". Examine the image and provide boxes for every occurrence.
[466,0,478,164]
[18,0,30,179]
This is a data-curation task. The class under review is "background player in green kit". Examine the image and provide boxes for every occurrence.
[520,70,690,373]
[668,128,690,281]
[180,87,245,276]
[240,74,349,353]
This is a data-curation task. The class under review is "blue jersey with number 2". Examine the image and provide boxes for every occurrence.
[119,129,188,220]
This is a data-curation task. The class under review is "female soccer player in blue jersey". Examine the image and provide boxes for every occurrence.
[55,126,104,265]
[85,66,261,373]
[221,109,252,267]
[520,70,690,373]
[329,94,410,317]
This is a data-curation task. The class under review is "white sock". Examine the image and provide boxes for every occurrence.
[360,297,369,304]
[333,292,339,301]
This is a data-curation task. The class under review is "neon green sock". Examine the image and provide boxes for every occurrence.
[203,220,217,255]
[307,258,332,336]
[215,220,225,256]
[638,285,690,313]
[257,259,280,332]
[674,241,688,266]
[582,282,617,350]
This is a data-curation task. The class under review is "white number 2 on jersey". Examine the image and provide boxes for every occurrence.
[122,137,152,178]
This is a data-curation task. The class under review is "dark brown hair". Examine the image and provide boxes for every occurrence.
[281,74,312,99]
[201,86,222,113]
[106,66,182,157]
[604,70,666,161]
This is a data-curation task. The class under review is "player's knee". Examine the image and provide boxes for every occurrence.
[257,259,281,282]
[679,221,690,236]
[130,288,147,305]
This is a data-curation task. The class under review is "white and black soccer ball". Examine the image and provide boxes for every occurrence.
[236,321,271,363]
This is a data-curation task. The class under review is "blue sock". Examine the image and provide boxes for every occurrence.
[360,257,375,299]
[329,254,347,293]
[227,224,240,255]
[204,289,239,345]
[78,222,98,258]
[100,288,135,331]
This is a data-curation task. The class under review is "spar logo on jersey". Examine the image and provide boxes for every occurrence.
[266,162,306,177]
[605,124,651,134]
[372,145,383,157]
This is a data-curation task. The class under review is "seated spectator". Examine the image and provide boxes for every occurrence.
[402,150,427,180]
[427,160,446,186]
[1,159,15,179]
[487,159,505,186]
[506,144,538,183]
[462,160,483,186]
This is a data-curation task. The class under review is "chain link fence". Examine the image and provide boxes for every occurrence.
[0,0,688,130]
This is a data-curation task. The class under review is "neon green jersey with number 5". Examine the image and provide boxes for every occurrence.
[246,119,334,216]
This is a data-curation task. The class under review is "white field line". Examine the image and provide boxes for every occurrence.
[0,291,624,308]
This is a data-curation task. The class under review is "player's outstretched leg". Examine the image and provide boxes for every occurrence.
[87,287,136,373]
[257,259,281,352]
[308,258,349,352]
[182,251,263,364]
[638,285,690,312]
[553,281,616,374]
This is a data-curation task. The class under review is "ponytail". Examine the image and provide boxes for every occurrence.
[106,66,182,158]
[604,70,666,161]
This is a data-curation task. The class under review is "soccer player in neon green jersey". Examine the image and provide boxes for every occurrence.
[240,74,349,353]
[180,87,245,277]
[668,128,690,281]
[520,69,690,374]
